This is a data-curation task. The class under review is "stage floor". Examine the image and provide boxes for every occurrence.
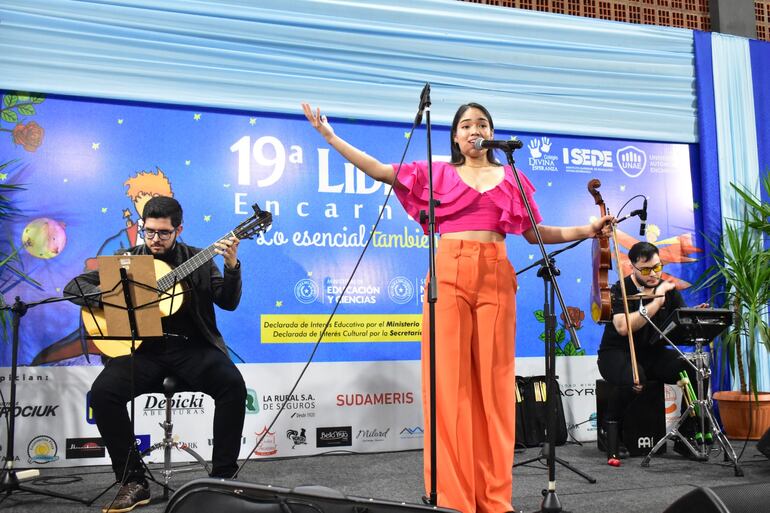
[1,440,767,513]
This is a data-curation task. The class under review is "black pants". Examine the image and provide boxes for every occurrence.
[90,339,246,482]
[598,345,699,429]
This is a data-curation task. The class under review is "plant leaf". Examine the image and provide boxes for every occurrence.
[1,110,18,123]
[3,94,18,107]
[17,104,35,116]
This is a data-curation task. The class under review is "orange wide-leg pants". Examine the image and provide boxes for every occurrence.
[422,239,517,513]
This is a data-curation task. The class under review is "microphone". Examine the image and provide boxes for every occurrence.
[414,83,431,125]
[639,197,648,237]
[473,138,524,152]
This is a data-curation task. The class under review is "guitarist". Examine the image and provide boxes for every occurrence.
[64,196,245,513]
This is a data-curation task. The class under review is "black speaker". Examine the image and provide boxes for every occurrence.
[165,478,461,513]
[596,379,666,456]
[758,426,770,458]
[663,482,770,513]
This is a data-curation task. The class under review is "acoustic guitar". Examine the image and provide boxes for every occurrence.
[82,204,272,357]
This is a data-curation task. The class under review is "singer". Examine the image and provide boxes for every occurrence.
[597,241,705,459]
[302,101,612,513]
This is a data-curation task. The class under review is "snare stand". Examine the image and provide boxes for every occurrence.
[637,307,743,476]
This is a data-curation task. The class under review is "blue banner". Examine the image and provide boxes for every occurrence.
[0,92,705,366]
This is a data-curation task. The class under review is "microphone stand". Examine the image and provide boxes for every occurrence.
[414,84,439,506]
[0,295,93,506]
[499,147,584,513]
[514,212,645,485]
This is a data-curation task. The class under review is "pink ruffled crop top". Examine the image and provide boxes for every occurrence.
[392,161,542,235]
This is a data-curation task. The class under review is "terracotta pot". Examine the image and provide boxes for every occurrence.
[713,390,770,440]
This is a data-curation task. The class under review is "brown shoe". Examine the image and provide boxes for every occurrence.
[102,481,151,513]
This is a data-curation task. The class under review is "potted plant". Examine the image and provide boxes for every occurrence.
[699,174,770,439]
[0,159,38,341]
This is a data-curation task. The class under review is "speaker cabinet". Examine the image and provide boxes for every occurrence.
[596,379,666,456]
[663,482,770,513]
[165,478,461,513]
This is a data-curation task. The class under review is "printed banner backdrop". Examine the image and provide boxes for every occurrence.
[2,359,686,467]
[0,364,422,468]
[0,92,704,463]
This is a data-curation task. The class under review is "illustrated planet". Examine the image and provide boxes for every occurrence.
[22,217,67,259]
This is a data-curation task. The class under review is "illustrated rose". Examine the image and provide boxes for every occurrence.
[560,306,585,329]
[12,121,45,152]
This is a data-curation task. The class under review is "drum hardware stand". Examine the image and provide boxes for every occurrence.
[636,305,743,476]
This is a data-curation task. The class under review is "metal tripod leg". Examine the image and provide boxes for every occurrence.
[142,416,211,500]
[641,404,699,467]
[514,443,597,484]
[641,400,743,476]
[700,402,743,476]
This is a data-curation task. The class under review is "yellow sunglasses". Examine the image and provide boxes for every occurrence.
[633,263,664,276]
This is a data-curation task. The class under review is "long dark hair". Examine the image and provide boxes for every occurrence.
[449,102,499,166]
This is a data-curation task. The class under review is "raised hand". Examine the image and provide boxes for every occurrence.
[302,103,335,141]
[300,103,395,184]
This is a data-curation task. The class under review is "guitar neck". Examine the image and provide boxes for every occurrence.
[157,231,236,290]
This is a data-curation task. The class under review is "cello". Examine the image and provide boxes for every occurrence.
[588,179,641,390]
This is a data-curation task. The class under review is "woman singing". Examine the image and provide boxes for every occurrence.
[303,102,611,513]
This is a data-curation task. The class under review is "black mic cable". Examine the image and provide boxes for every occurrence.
[235,89,429,477]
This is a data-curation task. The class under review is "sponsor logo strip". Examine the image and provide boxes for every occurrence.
[66,437,106,459]
[316,426,352,448]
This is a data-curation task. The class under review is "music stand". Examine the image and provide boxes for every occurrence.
[97,255,163,336]
[73,255,173,505]
[638,307,744,476]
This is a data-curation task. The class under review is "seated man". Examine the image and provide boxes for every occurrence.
[64,196,246,513]
[597,241,704,459]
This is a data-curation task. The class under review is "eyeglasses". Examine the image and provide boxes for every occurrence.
[141,228,176,241]
[633,263,663,276]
